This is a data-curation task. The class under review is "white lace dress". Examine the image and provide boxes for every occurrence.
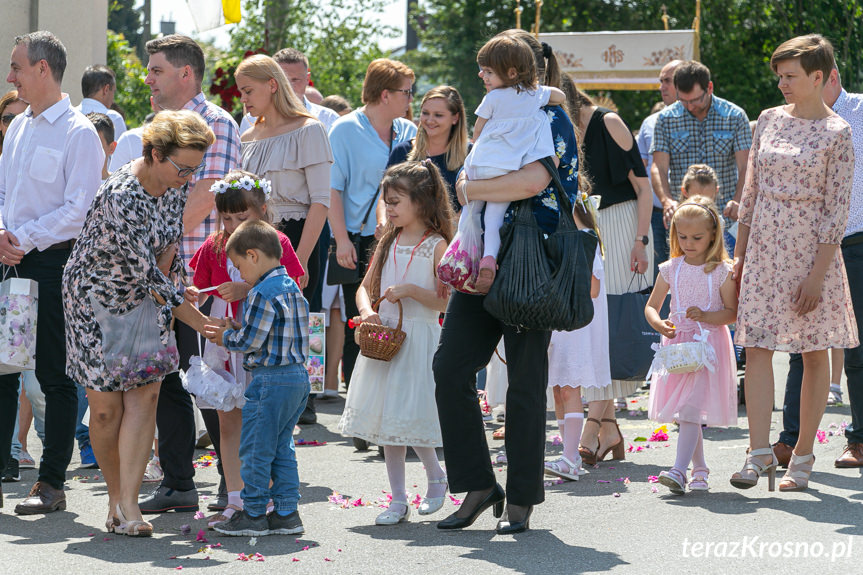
[338,234,445,447]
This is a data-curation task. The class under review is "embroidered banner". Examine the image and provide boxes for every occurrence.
[539,30,697,90]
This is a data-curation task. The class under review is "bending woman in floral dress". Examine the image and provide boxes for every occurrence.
[731,35,858,493]
[63,111,215,535]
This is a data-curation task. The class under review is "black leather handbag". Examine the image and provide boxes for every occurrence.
[483,156,597,331]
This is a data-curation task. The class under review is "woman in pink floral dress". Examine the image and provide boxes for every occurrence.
[731,35,858,493]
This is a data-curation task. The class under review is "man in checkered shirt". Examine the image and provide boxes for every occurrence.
[650,60,752,226]
[139,34,241,516]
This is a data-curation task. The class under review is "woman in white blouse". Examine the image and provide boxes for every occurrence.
[235,54,333,292]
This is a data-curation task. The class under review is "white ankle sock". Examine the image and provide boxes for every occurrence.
[557,419,565,438]
[563,413,584,463]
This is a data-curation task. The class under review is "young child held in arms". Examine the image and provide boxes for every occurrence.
[459,35,565,292]
[645,196,739,494]
[205,220,310,536]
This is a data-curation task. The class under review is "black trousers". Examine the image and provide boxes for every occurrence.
[276,218,320,302]
[780,240,863,446]
[157,299,211,491]
[0,249,77,490]
[432,291,551,506]
[341,234,377,388]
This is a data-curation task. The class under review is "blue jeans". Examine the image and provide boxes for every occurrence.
[240,364,310,517]
[651,208,669,280]
[76,385,91,449]
[780,240,863,446]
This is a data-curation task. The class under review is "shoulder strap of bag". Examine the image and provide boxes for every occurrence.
[359,125,397,234]
[538,156,576,231]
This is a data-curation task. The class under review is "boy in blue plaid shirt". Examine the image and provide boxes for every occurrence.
[205,220,310,536]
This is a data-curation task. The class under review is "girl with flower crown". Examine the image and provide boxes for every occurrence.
[187,168,304,530]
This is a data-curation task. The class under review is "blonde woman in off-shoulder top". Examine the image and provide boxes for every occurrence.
[235,54,333,294]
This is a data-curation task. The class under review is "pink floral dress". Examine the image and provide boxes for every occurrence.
[736,106,859,352]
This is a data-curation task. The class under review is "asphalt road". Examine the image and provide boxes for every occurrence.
[1,352,861,574]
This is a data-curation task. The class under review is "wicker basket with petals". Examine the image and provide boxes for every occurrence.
[356,297,406,362]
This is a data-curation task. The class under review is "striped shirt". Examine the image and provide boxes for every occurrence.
[180,92,241,270]
[650,95,751,212]
[222,266,309,369]
[832,89,863,237]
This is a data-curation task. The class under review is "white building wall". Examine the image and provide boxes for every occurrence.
[0,0,108,104]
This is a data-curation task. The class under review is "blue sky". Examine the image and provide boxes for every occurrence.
[150,0,408,51]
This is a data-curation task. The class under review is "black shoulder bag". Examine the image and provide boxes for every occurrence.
[326,126,395,286]
[483,156,598,331]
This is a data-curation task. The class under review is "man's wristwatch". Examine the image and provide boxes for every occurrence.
[635,235,649,246]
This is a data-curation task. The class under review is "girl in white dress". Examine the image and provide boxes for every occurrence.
[545,198,607,480]
[339,160,454,525]
[462,34,566,292]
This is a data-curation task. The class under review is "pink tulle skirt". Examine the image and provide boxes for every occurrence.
[648,324,738,426]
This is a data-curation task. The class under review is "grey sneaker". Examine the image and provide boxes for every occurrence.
[268,510,304,535]
[139,486,199,514]
[214,509,270,536]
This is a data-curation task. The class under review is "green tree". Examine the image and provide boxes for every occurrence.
[219,0,395,109]
[108,0,144,54]
[106,31,152,128]
[412,1,863,129]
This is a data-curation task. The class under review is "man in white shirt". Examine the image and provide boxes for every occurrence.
[0,31,104,514]
[239,48,339,134]
[76,64,127,141]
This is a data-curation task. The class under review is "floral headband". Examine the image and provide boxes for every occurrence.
[209,175,272,199]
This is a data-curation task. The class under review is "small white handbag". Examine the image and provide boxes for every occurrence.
[648,259,717,378]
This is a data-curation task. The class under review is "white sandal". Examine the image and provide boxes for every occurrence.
[544,455,585,481]
[418,477,448,516]
[779,452,815,492]
[689,467,709,491]
[658,468,687,495]
[375,500,411,525]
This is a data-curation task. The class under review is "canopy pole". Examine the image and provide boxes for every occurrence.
[693,0,701,60]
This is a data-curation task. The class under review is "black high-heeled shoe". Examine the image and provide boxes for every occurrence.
[495,505,533,535]
[437,484,505,530]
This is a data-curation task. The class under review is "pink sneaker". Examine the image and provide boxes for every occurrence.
[475,256,497,293]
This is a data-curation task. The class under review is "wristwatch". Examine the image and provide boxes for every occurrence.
[635,235,649,245]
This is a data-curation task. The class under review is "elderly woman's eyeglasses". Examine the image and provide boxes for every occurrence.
[1,113,18,126]
[166,155,206,178]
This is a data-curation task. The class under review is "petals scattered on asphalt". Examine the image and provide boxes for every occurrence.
[180,524,191,535]
[193,511,205,520]
[613,492,621,497]
[292,558,300,562]
[597,480,611,483]
[817,430,828,444]
[648,475,659,483]
[448,495,463,506]
[249,537,257,546]
[196,529,208,542]
[649,426,669,442]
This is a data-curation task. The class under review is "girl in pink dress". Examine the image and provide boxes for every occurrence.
[646,197,739,494]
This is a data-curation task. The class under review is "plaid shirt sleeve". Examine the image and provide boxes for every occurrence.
[731,109,753,153]
[180,111,241,270]
[198,115,241,181]
[222,290,275,354]
[650,113,670,154]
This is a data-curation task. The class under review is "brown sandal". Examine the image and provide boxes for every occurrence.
[597,418,626,462]
[578,418,602,465]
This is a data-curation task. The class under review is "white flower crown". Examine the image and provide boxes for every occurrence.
[209,176,272,199]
